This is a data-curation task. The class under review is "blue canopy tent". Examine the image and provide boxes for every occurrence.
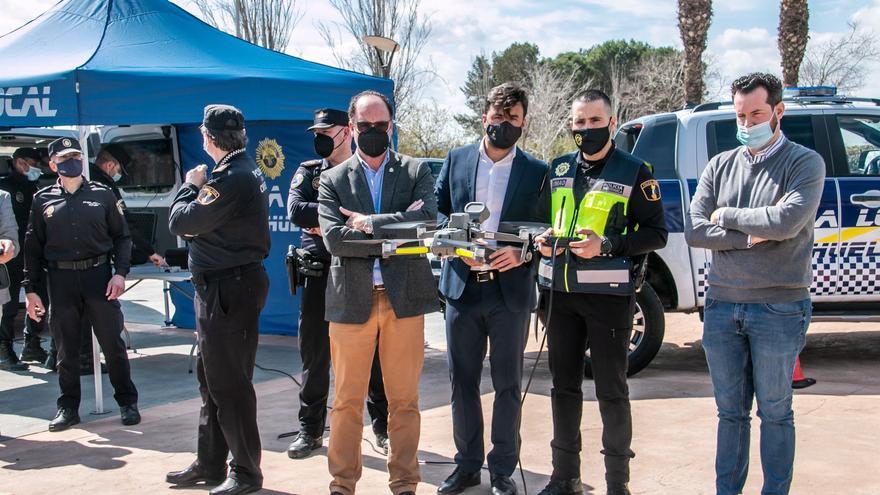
[0,0,394,335]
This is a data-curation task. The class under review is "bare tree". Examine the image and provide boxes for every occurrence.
[622,52,686,121]
[191,0,302,52]
[521,64,588,163]
[319,0,433,121]
[778,0,810,87]
[678,0,713,106]
[800,22,880,93]
[397,98,466,158]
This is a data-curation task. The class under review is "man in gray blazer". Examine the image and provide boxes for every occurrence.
[0,191,20,311]
[318,90,438,495]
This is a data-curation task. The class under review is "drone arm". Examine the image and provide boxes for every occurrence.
[371,162,438,233]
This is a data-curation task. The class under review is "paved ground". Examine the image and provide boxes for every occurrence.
[0,280,878,494]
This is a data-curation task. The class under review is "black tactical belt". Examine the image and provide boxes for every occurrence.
[49,255,108,270]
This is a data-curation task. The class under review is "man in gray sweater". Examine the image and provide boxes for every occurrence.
[685,73,825,495]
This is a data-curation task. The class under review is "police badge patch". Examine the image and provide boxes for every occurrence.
[256,138,285,180]
[555,162,571,177]
[312,176,321,190]
[197,185,221,205]
[45,205,54,218]
[116,200,125,215]
[15,191,24,203]
[291,174,304,188]
[640,179,661,201]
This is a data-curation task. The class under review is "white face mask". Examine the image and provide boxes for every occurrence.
[736,113,779,150]
[112,173,123,182]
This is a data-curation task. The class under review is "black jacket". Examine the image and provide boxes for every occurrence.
[169,150,270,274]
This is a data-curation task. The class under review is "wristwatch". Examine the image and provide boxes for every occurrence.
[599,236,613,255]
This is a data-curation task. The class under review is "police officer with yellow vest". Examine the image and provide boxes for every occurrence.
[534,90,667,495]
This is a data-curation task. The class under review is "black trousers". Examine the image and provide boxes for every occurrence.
[297,269,388,437]
[47,265,137,410]
[445,276,530,476]
[194,264,269,486]
[0,254,46,343]
[542,290,635,484]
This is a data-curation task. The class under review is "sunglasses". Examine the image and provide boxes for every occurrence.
[355,120,391,133]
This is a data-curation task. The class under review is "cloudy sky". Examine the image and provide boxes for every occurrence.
[2,0,879,114]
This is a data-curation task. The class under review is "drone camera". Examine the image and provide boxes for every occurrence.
[463,202,490,224]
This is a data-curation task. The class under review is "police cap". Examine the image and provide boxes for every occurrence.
[307,108,348,131]
[12,147,41,162]
[47,137,82,158]
[203,104,245,133]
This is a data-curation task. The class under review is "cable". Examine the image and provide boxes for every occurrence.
[513,237,560,495]
[254,362,302,387]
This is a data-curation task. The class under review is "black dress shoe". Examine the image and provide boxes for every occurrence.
[209,477,261,495]
[19,339,48,363]
[0,341,27,371]
[606,482,631,495]
[490,474,517,495]
[438,467,480,494]
[536,478,584,495]
[287,431,322,459]
[48,407,80,432]
[120,404,141,425]
[165,462,227,486]
[375,430,389,455]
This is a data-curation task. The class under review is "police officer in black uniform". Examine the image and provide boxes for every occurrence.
[534,90,667,495]
[23,137,140,432]
[0,147,48,370]
[92,144,165,267]
[285,108,389,459]
[166,105,270,495]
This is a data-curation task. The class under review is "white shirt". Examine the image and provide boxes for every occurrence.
[473,141,516,270]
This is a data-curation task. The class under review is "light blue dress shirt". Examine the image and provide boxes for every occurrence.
[358,152,390,286]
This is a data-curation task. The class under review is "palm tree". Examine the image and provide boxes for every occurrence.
[677,0,712,106]
[778,0,810,88]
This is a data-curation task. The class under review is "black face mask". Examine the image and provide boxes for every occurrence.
[485,121,522,150]
[314,128,344,158]
[573,125,611,156]
[357,127,390,158]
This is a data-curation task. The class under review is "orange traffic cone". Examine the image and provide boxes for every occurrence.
[792,356,816,389]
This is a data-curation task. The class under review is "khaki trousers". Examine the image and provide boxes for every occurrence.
[328,291,425,495]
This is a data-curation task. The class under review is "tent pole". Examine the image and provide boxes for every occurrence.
[79,125,106,416]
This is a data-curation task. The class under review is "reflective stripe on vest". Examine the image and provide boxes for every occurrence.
[549,149,644,237]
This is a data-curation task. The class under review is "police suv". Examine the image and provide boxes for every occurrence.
[614,87,880,376]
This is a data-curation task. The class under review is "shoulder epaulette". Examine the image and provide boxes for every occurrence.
[300,159,323,168]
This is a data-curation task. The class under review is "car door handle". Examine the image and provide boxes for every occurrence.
[850,191,880,208]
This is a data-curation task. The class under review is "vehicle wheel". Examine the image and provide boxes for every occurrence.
[584,282,665,379]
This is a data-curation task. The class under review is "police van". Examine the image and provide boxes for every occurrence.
[613,87,880,376]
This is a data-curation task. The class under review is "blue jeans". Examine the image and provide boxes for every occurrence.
[702,298,810,495]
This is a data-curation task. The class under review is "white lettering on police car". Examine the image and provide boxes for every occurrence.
[856,209,880,227]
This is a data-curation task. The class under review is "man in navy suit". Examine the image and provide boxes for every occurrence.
[435,82,550,495]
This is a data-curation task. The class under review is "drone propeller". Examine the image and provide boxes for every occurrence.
[497,221,551,235]
[380,220,438,231]
[344,238,422,245]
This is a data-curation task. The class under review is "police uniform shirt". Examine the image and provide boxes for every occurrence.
[169,149,271,274]
[0,171,38,244]
[574,143,668,257]
[287,158,331,259]
[22,180,132,292]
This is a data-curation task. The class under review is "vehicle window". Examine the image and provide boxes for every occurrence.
[832,115,880,176]
[615,124,641,154]
[707,115,816,158]
[110,138,177,193]
[629,118,677,178]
